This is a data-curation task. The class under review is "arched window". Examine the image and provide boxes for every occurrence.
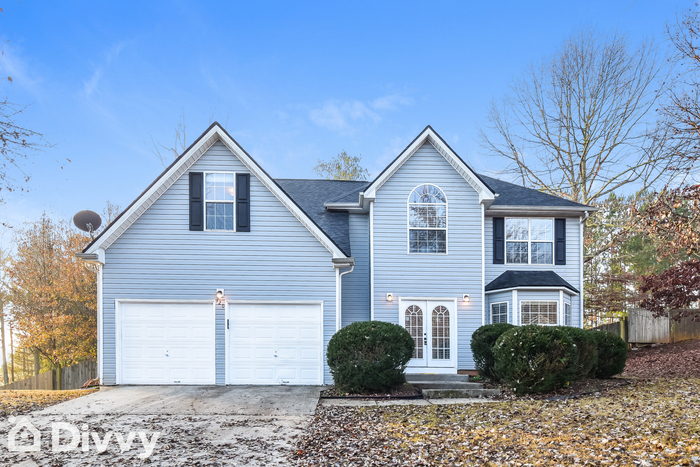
[408,184,447,254]
[404,305,424,359]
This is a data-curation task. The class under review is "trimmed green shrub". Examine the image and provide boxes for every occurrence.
[326,321,414,393]
[494,325,578,395]
[559,326,599,380]
[471,323,516,380]
[589,330,628,378]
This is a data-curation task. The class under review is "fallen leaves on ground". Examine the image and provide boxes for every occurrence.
[294,378,700,466]
[0,389,96,417]
[624,339,700,379]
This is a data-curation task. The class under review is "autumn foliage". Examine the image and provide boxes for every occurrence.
[8,214,97,369]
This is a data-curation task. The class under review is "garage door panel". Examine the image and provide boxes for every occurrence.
[228,303,322,385]
[119,302,215,385]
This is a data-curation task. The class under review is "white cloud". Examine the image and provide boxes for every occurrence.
[0,46,42,96]
[309,93,412,133]
[83,42,127,97]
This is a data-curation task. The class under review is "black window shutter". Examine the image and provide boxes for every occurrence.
[236,173,250,232]
[189,172,203,231]
[493,217,505,264]
[555,218,566,265]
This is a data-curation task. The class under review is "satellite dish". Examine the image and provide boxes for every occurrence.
[73,210,102,238]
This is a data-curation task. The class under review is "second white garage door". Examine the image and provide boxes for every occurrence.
[228,302,323,385]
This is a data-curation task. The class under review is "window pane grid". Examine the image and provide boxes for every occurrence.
[431,306,450,360]
[405,305,424,359]
[520,301,558,325]
[204,173,235,231]
[505,218,554,264]
[491,302,508,324]
[409,185,447,254]
[564,303,572,326]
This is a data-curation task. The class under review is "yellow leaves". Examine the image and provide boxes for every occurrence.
[297,378,700,466]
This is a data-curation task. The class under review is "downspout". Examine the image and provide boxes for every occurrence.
[332,258,355,332]
[338,265,355,331]
[580,212,588,329]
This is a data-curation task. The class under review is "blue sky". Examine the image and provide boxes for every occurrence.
[0,0,691,230]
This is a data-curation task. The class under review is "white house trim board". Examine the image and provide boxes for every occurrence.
[83,123,348,259]
[512,290,518,325]
[362,126,495,204]
[485,286,579,295]
[481,203,485,326]
[580,215,585,328]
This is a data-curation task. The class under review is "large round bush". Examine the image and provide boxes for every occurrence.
[494,325,578,395]
[559,326,599,380]
[589,330,628,378]
[326,321,414,393]
[471,323,516,380]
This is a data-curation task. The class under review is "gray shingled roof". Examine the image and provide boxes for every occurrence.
[275,179,368,256]
[485,270,579,293]
[478,175,590,208]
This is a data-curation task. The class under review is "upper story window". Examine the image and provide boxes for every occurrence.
[506,218,553,264]
[408,184,447,254]
[205,172,235,231]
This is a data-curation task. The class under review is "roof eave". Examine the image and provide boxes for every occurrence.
[484,285,580,295]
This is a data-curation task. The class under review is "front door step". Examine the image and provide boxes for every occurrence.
[422,388,501,399]
[405,374,470,383]
[408,381,484,390]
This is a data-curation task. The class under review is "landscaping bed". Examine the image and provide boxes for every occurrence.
[493,377,631,401]
[624,338,700,379]
[294,378,700,466]
[321,383,422,399]
[0,388,97,418]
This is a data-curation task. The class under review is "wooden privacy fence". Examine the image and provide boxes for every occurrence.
[0,360,97,391]
[592,308,700,344]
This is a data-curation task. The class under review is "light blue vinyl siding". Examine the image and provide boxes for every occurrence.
[102,141,337,385]
[485,216,582,328]
[373,142,484,370]
[215,303,225,385]
[342,213,370,326]
[486,291,512,324]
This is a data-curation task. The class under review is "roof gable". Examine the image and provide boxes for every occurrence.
[362,125,495,203]
[84,123,349,259]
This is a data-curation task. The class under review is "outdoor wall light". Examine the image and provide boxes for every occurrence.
[463,294,470,302]
[216,289,225,305]
[386,293,394,302]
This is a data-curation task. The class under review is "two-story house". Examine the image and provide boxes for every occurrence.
[78,123,593,386]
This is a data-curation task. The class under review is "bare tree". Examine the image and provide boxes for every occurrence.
[147,111,231,167]
[479,30,694,206]
[661,5,700,174]
[148,113,188,167]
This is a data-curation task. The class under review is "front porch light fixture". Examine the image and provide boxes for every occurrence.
[216,289,225,305]
[463,294,470,302]
[386,293,394,302]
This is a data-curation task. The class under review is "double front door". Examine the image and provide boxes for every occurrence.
[401,300,456,368]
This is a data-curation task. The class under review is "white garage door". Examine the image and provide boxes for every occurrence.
[228,302,322,385]
[119,302,216,385]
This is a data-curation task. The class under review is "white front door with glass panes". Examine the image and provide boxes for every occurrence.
[401,300,456,369]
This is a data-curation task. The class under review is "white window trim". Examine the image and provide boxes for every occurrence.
[406,183,448,255]
[203,171,236,232]
[519,300,559,326]
[490,301,509,324]
[505,217,554,265]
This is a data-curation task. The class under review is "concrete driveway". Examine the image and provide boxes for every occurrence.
[1,386,322,466]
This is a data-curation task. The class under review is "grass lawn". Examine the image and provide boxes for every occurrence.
[0,389,97,418]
